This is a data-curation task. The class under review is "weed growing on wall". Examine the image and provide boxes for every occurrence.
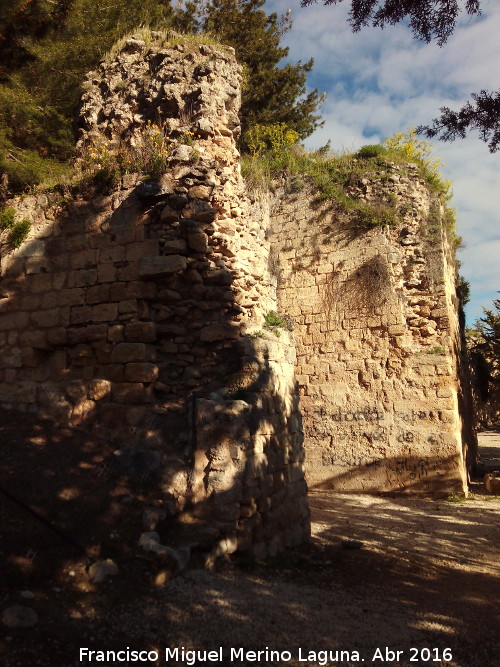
[0,207,16,230]
[264,311,295,333]
[383,128,452,198]
[356,144,388,159]
[9,219,30,248]
[0,206,31,248]
[242,125,461,236]
[354,202,398,229]
[241,128,399,230]
[81,121,192,185]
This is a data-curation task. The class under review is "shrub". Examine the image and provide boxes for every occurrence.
[356,144,388,159]
[243,123,300,157]
[0,207,16,230]
[354,202,398,229]
[81,121,176,184]
[264,311,294,331]
[383,128,452,197]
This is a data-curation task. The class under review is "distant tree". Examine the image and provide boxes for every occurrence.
[474,295,500,382]
[200,0,323,140]
[0,0,74,77]
[300,0,499,152]
[0,0,180,191]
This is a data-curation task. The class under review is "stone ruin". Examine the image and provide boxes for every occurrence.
[0,34,476,558]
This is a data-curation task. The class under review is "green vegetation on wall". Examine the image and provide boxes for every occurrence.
[0,206,31,248]
[242,126,461,236]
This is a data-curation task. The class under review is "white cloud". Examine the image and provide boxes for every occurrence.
[264,0,500,321]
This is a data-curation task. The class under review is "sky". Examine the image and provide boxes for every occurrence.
[264,0,500,324]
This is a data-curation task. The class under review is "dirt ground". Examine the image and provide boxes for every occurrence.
[0,411,499,667]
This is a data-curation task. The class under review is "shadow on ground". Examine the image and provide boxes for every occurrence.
[1,411,499,667]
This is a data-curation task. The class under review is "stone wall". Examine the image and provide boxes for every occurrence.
[270,173,474,496]
[0,29,475,561]
[0,37,309,557]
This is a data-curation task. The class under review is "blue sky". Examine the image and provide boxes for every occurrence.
[264,0,500,324]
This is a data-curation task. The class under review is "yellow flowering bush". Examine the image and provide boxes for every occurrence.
[244,123,300,157]
[383,128,452,197]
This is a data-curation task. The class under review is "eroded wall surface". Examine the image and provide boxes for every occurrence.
[0,38,309,557]
[271,175,471,496]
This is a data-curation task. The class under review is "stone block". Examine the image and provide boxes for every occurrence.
[96,364,125,382]
[26,257,51,275]
[88,378,112,401]
[125,240,160,261]
[47,328,67,346]
[124,321,156,342]
[200,323,239,342]
[160,206,179,223]
[110,282,128,301]
[100,245,126,263]
[40,292,61,309]
[116,262,139,281]
[112,382,150,404]
[187,231,209,252]
[162,239,187,254]
[0,347,22,368]
[15,239,45,258]
[70,399,96,425]
[124,363,159,382]
[0,255,24,278]
[126,281,156,299]
[84,324,108,341]
[118,299,137,314]
[65,233,88,251]
[138,255,187,278]
[15,382,37,403]
[30,309,60,328]
[71,250,97,270]
[86,284,110,305]
[58,288,86,307]
[92,341,113,364]
[18,330,49,349]
[111,343,146,363]
[52,272,67,290]
[37,383,73,423]
[97,263,116,283]
[71,305,93,325]
[69,344,96,367]
[29,274,52,293]
[92,302,118,322]
[188,185,212,200]
[65,380,88,402]
[67,327,90,345]
[108,324,124,343]
[19,294,40,310]
[50,350,67,370]
[75,268,98,287]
